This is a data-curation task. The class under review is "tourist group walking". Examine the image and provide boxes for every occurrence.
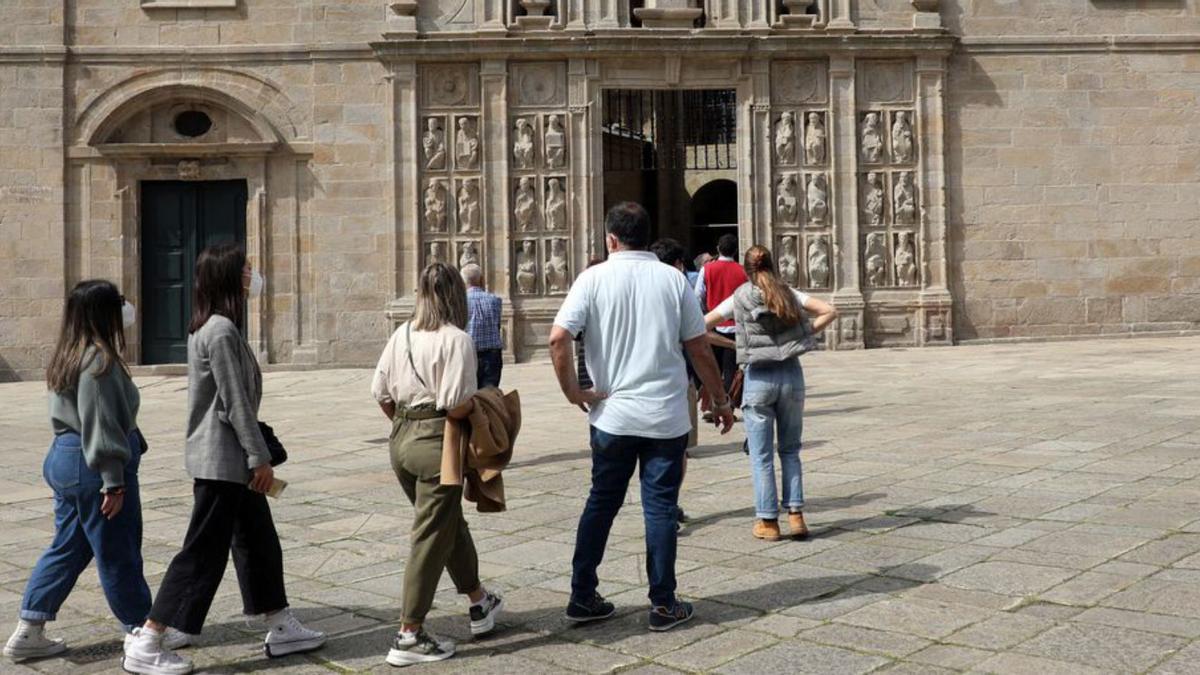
[4,200,835,672]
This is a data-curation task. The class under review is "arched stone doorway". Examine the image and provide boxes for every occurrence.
[688,178,738,258]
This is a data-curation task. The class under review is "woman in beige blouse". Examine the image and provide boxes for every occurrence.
[370,263,504,667]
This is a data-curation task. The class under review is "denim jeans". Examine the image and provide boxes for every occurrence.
[571,427,687,608]
[21,431,150,630]
[741,360,806,519]
[476,349,503,389]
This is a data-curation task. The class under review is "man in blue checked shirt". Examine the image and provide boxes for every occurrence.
[461,264,504,388]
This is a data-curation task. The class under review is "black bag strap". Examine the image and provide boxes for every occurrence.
[406,322,429,391]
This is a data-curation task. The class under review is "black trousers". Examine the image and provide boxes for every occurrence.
[711,344,738,393]
[149,479,288,634]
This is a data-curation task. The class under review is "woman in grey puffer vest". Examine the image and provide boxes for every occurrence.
[703,245,838,542]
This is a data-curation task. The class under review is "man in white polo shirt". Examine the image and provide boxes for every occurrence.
[548,202,735,633]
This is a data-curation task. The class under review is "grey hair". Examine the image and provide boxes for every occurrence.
[460,263,483,287]
[694,252,712,270]
[412,263,469,331]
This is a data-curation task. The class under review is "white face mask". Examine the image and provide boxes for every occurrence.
[248,270,266,298]
[121,301,137,328]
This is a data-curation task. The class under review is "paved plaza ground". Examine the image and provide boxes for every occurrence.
[1,337,1200,674]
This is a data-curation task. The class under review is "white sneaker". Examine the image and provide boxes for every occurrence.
[386,629,455,667]
[124,627,193,652]
[263,609,326,658]
[122,627,193,675]
[469,591,505,637]
[4,620,67,662]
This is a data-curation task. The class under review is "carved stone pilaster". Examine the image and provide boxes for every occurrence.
[704,0,741,31]
[826,0,854,32]
[916,54,952,345]
[480,60,508,296]
[829,55,863,349]
[391,61,419,301]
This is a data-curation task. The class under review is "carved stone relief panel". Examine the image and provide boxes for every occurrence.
[515,239,539,295]
[417,0,478,33]
[856,61,920,291]
[422,64,480,109]
[775,173,801,227]
[806,235,831,290]
[772,61,828,106]
[419,63,484,277]
[510,62,568,108]
[777,234,801,286]
[508,61,571,296]
[458,240,481,269]
[544,238,569,295]
[805,172,828,226]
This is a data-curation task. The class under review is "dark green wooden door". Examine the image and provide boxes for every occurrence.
[141,180,247,364]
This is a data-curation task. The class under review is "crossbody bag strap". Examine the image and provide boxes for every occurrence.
[406,322,430,391]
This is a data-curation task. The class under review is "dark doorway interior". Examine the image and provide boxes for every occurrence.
[141,180,247,364]
[601,89,737,266]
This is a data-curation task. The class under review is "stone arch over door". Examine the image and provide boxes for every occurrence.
[67,73,313,365]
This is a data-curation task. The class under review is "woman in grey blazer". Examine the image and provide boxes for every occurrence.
[123,244,325,675]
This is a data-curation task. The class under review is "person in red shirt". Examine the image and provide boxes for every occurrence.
[694,233,747,398]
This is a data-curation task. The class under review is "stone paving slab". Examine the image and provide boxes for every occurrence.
[1,336,1199,672]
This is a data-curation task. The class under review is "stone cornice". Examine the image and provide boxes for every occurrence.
[45,44,374,65]
[960,34,1200,54]
[371,33,957,61]
[0,46,68,65]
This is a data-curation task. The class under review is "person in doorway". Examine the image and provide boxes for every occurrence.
[549,203,734,632]
[687,252,712,290]
[124,244,325,675]
[4,281,182,662]
[461,264,504,389]
[703,245,838,542]
[694,234,747,412]
[371,262,504,667]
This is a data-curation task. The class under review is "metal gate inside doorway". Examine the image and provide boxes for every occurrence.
[601,89,737,171]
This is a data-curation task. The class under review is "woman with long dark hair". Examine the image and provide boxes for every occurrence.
[4,281,180,660]
[123,244,324,675]
[371,262,503,666]
[703,245,838,542]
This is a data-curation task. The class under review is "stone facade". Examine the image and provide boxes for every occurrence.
[0,1,1198,379]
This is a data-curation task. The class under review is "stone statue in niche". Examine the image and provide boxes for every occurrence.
[861,112,884,163]
[894,171,916,224]
[455,117,479,170]
[426,241,447,267]
[423,179,447,232]
[778,235,800,285]
[516,240,538,295]
[804,112,826,165]
[457,179,480,233]
[422,118,446,170]
[895,232,918,287]
[775,174,799,225]
[459,241,480,269]
[544,114,566,169]
[808,236,830,288]
[865,172,884,225]
[513,117,535,169]
[545,178,567,231]
[545,239,569,294]
[806,173,828,225]
[892,111,914,163]
[514,177,536,231]
[775,112,797,165]
[865,232,888,287]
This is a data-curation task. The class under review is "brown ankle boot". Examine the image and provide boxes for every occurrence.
[788,511,810,540]
[753,519,782,541]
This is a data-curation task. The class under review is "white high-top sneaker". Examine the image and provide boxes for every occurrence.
[124,627,193,652]
[263,609,326,658]
[4,620,67,661]
[122,627,193,675]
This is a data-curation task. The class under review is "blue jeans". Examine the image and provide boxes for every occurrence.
[20,432,150,630]
[571,427,687,608]
[741,360,806,519]
[476,349,503,389]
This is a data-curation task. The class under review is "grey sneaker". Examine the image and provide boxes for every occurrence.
[648,600,695,632]
[386,629,455,667]
[4,620,66,662]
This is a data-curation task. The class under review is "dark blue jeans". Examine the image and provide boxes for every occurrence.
[571,427,687,608]
[21,432,150,630]
[476,349,503,389]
